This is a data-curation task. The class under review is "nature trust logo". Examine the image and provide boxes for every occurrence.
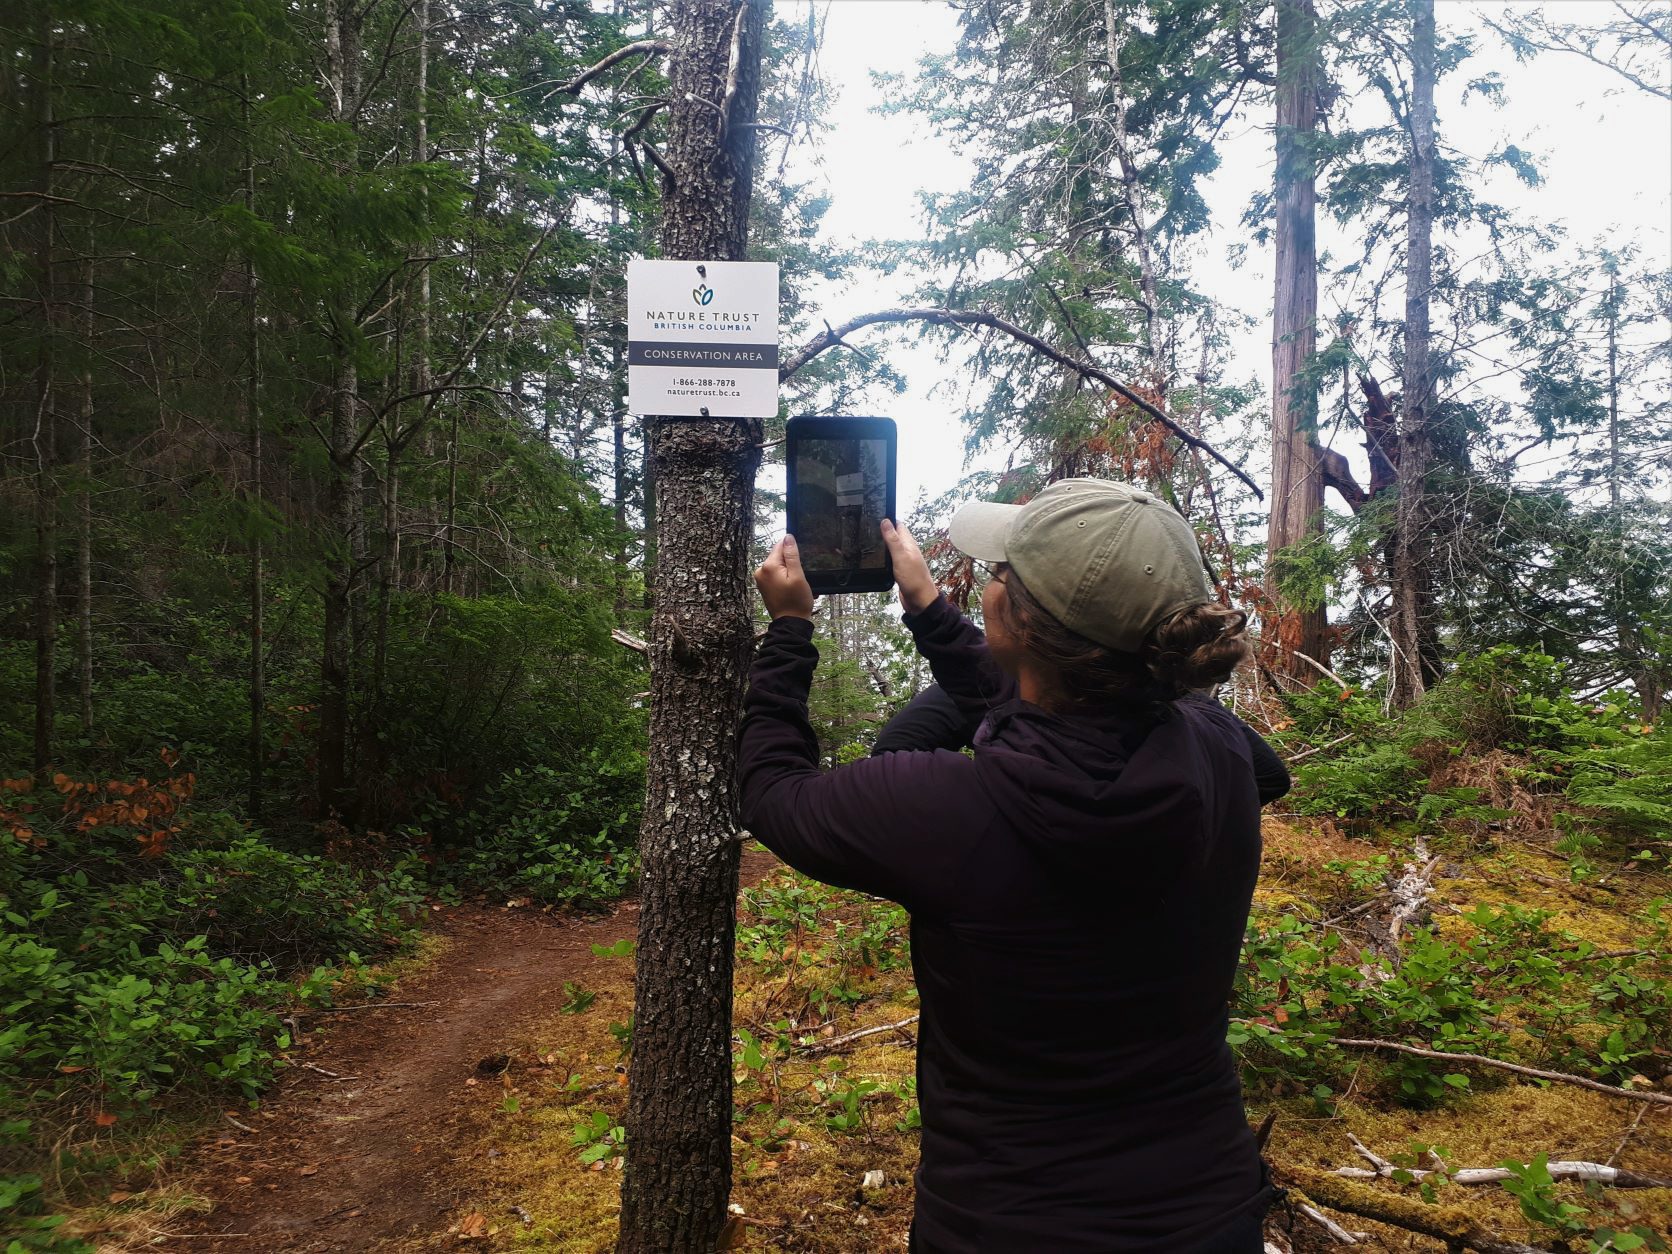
[692,281,715,305]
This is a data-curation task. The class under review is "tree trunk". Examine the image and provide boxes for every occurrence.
[244,81,265,818]
[32,23,58,778]
[616,3,768,1251]
[1390,0,1437,709]
[77,255,94,733]
[317,0,363,816]
[1102,0,1162,377]
[1265,0,1327,683]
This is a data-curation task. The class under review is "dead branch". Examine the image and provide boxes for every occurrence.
[1285,1167,1554,1254]
[639,140,676,184]
[717,2,747,145]
[1291,651,1350,690]
[1337,1160,1670,1189]
[551,40,671,97]
[612,627,649,654]
[777,308,1263,500]
[1297,1201,1365,1245]
[1284,732,1356,765]
[796,1013,919,1056]
[1330,1039,1672,1106]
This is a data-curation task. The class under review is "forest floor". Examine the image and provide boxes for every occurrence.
[111,820,1672,1254]
[126,849,781,1252]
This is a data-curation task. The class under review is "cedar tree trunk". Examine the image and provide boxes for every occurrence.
[1266,0,1328,681]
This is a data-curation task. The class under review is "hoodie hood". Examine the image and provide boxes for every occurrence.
[972,699,1208,888]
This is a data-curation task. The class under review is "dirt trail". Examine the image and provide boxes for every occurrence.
[166,848,779,1251]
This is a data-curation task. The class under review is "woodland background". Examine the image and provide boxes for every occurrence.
[0,0,1669,1250]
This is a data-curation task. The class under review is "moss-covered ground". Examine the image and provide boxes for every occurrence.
[460,809,1670,1253]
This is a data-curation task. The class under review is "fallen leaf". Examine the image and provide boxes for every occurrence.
[298,1164,319,1177]
[458,1210,490,1239]
[94,1112,119,1127]
[235,1177,253,1185]
[108,1191,134,1204]
[58,1065,87,1074]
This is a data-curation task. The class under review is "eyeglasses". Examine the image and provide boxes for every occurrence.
[977,561,1007,585]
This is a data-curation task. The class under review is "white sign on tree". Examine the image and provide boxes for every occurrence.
[626,259,780,418]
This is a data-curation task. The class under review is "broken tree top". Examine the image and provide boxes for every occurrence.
[627,259,781,418]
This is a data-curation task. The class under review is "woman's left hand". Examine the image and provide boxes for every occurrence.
[754,535,815,621]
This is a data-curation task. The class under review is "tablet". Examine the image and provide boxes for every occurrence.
[785,416,898,595]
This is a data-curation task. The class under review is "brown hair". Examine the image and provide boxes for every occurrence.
[995,564,1249,712]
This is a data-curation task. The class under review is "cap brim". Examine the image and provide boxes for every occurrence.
[947,500,1020,562]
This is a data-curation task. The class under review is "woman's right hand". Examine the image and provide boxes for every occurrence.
[881,519,940,615]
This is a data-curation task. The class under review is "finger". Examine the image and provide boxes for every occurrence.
[781,533,804,576]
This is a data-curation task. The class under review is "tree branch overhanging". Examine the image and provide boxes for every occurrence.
[779,308,1263,500]
[551,39,672,98]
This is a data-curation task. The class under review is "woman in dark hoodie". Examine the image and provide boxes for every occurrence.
[737,478,1287,1253]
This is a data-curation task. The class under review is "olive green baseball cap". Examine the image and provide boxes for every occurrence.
[947,478,1212,653]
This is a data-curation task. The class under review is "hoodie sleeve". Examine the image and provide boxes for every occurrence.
[902,595,1017,726]
[1241,722,1292,805]
[872,684,982,755]
[1178,693,1291,805]
[738,616,987,915]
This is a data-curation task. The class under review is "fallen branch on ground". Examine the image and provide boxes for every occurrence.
[1340,1131,1668,1187]
[796,1014,919,1055]
[1329,1039,1672,1106]
[1284,1167,1556,1254]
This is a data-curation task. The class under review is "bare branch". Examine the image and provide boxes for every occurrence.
[1329,1038,1672,1106]
[550,40,672,98]
[778,308,1264,499]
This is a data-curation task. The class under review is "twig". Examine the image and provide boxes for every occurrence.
[1299,1201,1364,1244]
[796,1014,919,1055]
[300,1062,359,1080]
[1329,1039,1672,1106]
[224,1114,257,1134]
[1605,1103,1652,1168]
[1316,892,1392,929]
[1284,732,1355,765]
[298,1000,440,1014]
[777,308,1263,500]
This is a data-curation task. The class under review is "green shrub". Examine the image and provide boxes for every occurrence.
[453,745,644,906]
[1292,741,1426,819]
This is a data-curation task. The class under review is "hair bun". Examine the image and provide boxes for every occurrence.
[1146,604,1250,691]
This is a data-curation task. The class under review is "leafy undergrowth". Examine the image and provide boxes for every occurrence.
[464,811,1669,1251]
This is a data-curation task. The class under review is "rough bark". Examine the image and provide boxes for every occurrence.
[1265,0,1328,683]
[617,3,767,1251]
[1390,0,1438,709]
[76,255,93,733]
[317,0,363,816]
[32,23,58,778]
[1357,373,1399,496]
[244,81,265,818]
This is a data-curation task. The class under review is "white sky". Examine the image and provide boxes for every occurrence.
[773,0,1672,520]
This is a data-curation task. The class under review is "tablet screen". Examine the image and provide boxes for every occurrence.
[791,436,890,578]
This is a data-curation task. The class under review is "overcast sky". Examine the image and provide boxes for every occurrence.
[769,0,1672,522]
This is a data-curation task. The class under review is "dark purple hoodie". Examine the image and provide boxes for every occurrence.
[737,595,1280,1252]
